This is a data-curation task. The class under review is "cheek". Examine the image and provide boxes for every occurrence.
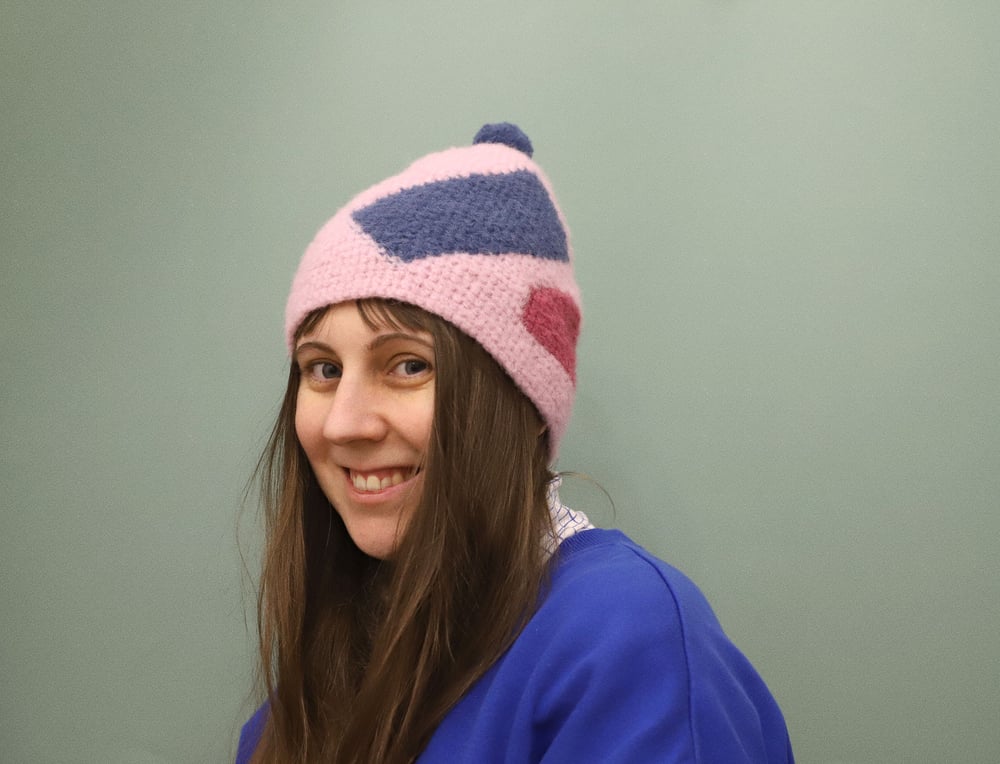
[412,392,435,448]
[294,395,320,452]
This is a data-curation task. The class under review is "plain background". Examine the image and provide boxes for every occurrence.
[3,2,998,762]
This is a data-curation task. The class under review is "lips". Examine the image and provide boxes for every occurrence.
[348,467,419,493]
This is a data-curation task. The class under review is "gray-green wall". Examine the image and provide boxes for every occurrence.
[3,2,998,762]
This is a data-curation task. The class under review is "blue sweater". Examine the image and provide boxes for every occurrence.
[237,529,793,762]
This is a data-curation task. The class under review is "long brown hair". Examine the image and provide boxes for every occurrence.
[250,299,554,763]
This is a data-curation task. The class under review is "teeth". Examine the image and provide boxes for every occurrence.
[352,470,410,492]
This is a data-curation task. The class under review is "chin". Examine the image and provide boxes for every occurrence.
[355,539,398,561]
[344,521,404,561]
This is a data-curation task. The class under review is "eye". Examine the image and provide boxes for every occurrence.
[391,358,430,377]
[307,361,341,380]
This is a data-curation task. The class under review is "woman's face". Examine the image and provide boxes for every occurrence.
[294,302,435,559]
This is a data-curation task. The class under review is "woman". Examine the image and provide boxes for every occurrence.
[237,123,794,763]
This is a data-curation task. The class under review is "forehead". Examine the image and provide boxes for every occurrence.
[298,300,437,339]
[296,302,434,351]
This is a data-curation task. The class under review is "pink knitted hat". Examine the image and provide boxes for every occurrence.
[285,123,581,458]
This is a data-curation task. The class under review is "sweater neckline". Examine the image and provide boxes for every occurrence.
[554,527,626,558]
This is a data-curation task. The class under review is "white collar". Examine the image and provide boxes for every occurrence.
[545,478,594,553]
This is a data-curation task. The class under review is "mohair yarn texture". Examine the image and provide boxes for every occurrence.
[285,123,582,458]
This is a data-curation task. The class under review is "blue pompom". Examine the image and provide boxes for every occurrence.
[473,123,534,157]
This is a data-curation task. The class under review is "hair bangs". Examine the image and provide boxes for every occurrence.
[356,298,437,335]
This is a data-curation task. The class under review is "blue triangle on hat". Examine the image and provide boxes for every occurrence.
[352,170,568,263]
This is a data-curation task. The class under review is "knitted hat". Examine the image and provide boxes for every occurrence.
[285,123,581,458]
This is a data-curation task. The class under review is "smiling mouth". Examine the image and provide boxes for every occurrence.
[348,468,419,493]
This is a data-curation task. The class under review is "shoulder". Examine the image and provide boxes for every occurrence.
[540,528,721,642]
[520,529,794,763]
[526,529,712,716]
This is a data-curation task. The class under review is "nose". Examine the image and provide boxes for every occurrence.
[321,372,389,444]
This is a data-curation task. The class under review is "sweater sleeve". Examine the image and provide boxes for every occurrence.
[527,540,793,763]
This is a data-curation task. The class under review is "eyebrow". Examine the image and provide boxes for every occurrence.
[294,331,433,358]
[366,331,434,352]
